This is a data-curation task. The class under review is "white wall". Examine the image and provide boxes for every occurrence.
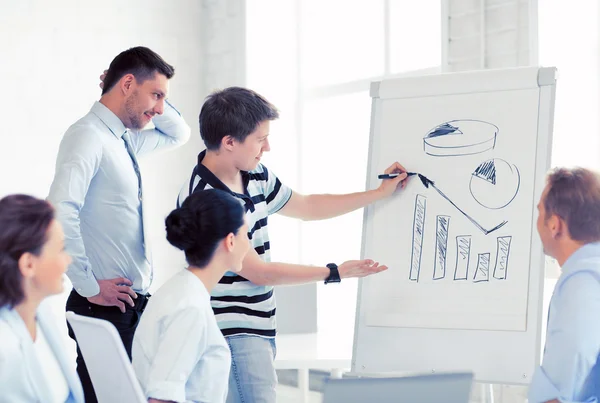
[0,0,204,319]
[0,0,315,340]
[201,0,246,90]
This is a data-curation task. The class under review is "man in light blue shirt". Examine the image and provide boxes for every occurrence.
[529,167,600,403]
[47,46,190,403]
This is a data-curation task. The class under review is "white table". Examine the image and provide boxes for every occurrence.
[274,331,499,403]
[275,331,353,402]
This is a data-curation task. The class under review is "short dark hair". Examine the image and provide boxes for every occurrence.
[0,195,55,309]
[101,46,175,95]
[165,189,245,268]
[544,167,600,243]
[199,87,279,150]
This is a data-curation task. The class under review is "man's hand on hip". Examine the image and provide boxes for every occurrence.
[87,277,137,313]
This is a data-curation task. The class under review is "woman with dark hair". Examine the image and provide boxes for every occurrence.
[0,194,84,402]
[132,189,250,403]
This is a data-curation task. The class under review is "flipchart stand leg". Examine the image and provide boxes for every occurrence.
[481,383,494,403]
[298,369,309,403]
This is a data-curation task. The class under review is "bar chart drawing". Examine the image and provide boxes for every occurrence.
[433,215,451,280]
[493,236,513,280]
[409,194,427,282]
[453,235,472,280]
[473,253,491,283]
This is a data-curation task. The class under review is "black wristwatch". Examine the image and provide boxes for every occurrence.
[324,263,341,284]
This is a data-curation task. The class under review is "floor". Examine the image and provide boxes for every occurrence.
[276,384,323,403]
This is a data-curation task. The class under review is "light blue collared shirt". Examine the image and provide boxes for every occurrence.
[529,242,600,403]
[48,100,190,297]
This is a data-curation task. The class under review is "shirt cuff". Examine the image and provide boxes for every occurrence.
[67,268,99,297]
[154,100,182,125]
[528,366,597,403]
[146,381,187,403]
[152,100,191,143]
[165,99,181,116]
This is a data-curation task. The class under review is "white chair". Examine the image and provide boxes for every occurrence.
[65,311,146,403]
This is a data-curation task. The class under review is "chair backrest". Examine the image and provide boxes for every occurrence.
[65,311,146,403]
[322,372,474,403]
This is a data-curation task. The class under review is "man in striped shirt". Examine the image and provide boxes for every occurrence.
[177,87,409,403]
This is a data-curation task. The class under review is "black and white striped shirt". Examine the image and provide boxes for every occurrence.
[177,150,292,338]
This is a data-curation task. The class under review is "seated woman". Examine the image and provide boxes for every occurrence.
[0,194,84,402]
[132,189,250,403]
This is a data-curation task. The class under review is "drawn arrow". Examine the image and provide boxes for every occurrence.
[416,173,507,235]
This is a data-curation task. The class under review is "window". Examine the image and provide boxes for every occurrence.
[247,0,442,333]
[539,0,600,171]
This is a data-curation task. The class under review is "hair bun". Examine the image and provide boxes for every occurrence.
[165,207,198,251]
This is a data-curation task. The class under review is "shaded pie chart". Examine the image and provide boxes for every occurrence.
[469,158,520,210]
[423,120,498,157]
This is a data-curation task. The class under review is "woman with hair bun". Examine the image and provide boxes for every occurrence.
[0,194,84,402]
[132,189,250,403]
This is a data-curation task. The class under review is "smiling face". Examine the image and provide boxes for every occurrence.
[231,120,271,171]
[123,72,169,129]
[20,219,72,299]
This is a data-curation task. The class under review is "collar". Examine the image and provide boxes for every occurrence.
[91,101,128,139]
[195,150,254,211]
[560,241,600,276]
[0,306,30,342]
[196,150,251,197]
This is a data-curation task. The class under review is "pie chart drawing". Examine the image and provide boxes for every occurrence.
[469,158,520,210]
[423,120,498,157]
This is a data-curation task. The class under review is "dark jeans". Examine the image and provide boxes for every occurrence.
[65,288,150,403]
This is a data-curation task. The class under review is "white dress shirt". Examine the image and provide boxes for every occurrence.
[133,270,231,403]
